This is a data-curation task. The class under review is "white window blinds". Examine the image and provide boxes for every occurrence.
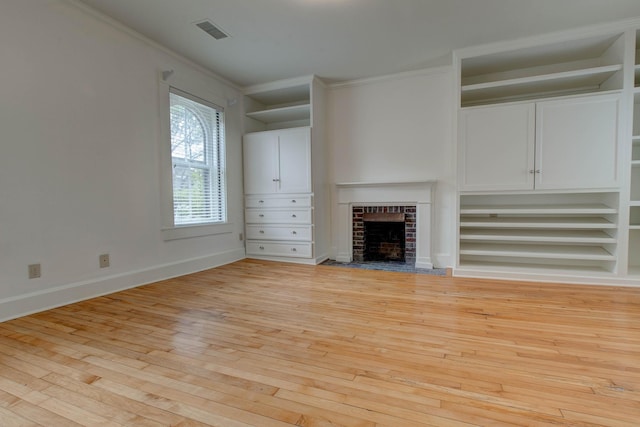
[169,88,226,226]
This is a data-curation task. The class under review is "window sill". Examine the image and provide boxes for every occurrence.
[162,222,234,241]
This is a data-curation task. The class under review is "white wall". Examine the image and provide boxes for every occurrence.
[0,0,245,321]
[327,68,455,267]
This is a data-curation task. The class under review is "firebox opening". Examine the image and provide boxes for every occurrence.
[352,206,416,264]
[364,220,406,262]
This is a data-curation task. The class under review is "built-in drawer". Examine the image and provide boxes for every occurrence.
[246,225,312,241]
[245,208,312,224]
[246,241,312,258]
[245,195,312,208]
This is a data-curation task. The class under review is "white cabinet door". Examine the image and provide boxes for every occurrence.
[278,127,311,193]
[243,127,311,194]
[459,103,535,191]
[535,93,620,190]
[243,132,279,194]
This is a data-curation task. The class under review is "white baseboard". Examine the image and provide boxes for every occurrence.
[0,248,245,323]
[415,259,434,269]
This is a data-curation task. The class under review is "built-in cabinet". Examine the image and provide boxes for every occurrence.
[242,76,329,264]
[460,93,620,192]
[243,128,311,194]
[455,28,640,285]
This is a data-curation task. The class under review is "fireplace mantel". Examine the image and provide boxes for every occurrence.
[335,180,436,268]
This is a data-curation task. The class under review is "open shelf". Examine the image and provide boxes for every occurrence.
[459,32,625,107]
[460,203,616,215]
[633,138,640,162]
[244,79,312,131]
[628,229,640,274]
[456,260,615,276]
[630,206,640,228]
[458,193,619,275]
[459,216,616,229]
[460,243,615,261]
[245,104,310,124]
[460,228,616,244]
[461,65,622,106]
[631,167,640,201]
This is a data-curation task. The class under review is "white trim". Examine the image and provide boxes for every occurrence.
[162,222,234,241]
[0,248,246,323]
[328,67,452,89]
[159,75,230,237]
[335,181,436,269]
[246,253,329,266]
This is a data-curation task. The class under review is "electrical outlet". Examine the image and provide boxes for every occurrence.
[28,263,41,279]
[99,254,110,268]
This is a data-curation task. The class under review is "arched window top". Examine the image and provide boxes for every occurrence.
[170,103,207,164]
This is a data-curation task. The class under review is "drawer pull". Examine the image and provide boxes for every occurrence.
[292,231,297,235]
[259,230,265,234]
[291,214,297,218]
[259,246,265,250]
[291,248,297,252]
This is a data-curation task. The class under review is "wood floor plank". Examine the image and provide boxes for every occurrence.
[1,259,639,426]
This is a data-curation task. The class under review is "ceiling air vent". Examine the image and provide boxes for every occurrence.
[195,20,229,40]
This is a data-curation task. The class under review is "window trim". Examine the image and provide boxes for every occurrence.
[159,73,232,241]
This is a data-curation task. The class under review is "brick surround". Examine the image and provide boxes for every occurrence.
[352,206,416,263]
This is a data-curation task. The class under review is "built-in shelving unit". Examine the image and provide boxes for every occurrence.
[458,193,619,275]
[244,80,311,132]
[628,31,640,276]
[452,23,640,285]
[460,32,625,107]
[242,76,330,265]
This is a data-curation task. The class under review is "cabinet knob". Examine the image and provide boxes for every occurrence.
[291,248,297,252]
[292,214,297,218]
[291,199,297,203]
[259,246,265,250]
[258,200,264,203]
[259,214,265,217]
[529,169,541,174]
[292,231,297,235]
[259,230,265,234]
[272,178,280,182]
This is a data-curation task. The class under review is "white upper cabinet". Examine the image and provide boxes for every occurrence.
[243,130,279,194]
[535,93,620,190]
[459,103,535,191]
[277,127,312,194]
[459,92,621,192]
[243,127,311,195]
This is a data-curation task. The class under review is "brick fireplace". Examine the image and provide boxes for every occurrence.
[352,206,416,263]
[335,180,436,269]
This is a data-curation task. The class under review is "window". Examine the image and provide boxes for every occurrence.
[169,88,226,226]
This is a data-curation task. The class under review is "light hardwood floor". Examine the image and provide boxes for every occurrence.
[1,259,639,426]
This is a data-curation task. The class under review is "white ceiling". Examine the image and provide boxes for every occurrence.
[76,0,640,87]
